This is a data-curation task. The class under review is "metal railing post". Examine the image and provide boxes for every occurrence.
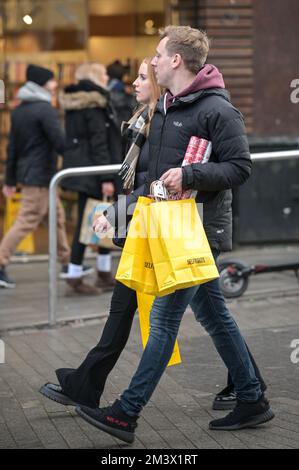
[48,164,121,326]
[251,149,299,161]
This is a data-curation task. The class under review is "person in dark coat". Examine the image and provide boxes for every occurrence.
[107,60,136,128]
[0,64,70,288]
[59,63,122,294]
[40,58,266,424]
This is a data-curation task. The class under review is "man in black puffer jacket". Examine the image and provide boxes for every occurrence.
[148,69,250,252]
[76,27,274,443]
[0,64,70,288]
[105,68,250,252]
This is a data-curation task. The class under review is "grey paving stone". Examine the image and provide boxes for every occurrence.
[135,418,171,449]
[22,405,69,449]
[49,413,94,449]
[72,413,123,449]
[204,428,248,449]
[230,430,294,449]
[175,424,222,449]
[0,423,17,448]
[155,429,197,449]
[0,396,42,448]
[142,406,176,431]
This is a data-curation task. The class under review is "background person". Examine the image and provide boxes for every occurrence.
[0,64,70,288]
[59,63,122,294]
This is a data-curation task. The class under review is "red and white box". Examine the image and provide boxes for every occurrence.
[169,136,212,200]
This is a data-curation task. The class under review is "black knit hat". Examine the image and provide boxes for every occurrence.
[26,64,54,86]
[107,60,126,80]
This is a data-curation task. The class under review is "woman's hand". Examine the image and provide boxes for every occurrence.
[93,214,111,235]
[102,182,115,198]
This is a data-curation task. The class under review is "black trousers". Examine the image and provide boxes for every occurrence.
[56,281,266,408]
[71,192,110,266]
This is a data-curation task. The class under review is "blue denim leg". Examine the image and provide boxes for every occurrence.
[120,285,199,416]
[190,277,262,401]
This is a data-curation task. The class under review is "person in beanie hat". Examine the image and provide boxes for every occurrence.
[26,64,54,86]
[107,60,136,128]
[0,64,71,288]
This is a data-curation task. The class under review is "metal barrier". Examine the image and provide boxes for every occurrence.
[48,164,121,325]
[48,150,299,325]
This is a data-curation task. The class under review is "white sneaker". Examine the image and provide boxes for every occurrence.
[59,265,95,279]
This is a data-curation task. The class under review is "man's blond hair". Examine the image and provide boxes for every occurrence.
[159,25,210,74]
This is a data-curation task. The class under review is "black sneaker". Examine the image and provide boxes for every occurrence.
[75,399,138,444]
[59,265,95,279]
[39,383,79,406]
[0,267,16,288]
[212,385,237,410]
[209,395,274,431]
[212,381,267,411]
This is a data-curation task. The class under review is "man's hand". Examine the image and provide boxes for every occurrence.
[92,214,111,235]
[102,182,115,198]
[2,185,16,198]
[160,168,183,193]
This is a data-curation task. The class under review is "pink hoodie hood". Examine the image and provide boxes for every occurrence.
[165,64,225,109]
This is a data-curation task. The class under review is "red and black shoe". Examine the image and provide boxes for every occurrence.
[75,399,138,444]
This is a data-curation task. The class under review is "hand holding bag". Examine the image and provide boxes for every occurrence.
[144,197,219,294]
[79,197,118,250]
[115,197,166,295]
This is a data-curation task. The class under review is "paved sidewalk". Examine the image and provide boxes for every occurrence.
[1,290,299,449]
[1,244,299,331]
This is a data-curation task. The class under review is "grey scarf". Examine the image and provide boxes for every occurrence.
[17,81,52,103]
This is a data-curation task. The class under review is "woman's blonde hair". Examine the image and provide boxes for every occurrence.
[143,57,161,117]
[75,63,106,87]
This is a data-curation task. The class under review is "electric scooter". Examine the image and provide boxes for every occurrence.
[217,258,299,298]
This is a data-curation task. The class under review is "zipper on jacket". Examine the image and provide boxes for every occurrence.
[155,112,167,179]
[155,96,180,179]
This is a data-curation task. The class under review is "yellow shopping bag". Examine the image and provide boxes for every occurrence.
[115,197,162,295]
[144,198,219,293]
[137,292,181,367]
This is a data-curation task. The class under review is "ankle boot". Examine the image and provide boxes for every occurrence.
[66,278,102,295]
[95,271,115,290]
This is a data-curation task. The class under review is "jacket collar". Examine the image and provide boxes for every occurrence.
[59,79,109,110]
[17,81,52,103]
[157,88,231,114]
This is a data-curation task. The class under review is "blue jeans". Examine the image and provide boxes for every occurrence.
[120,252,262,417]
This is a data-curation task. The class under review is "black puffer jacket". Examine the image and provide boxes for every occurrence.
[5,81,65,187]
[59,80,122,199]
[146,88,251,251]
[134,140,150,189]
[107,67,252,252]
